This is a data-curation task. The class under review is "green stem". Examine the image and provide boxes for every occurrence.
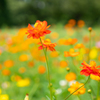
[88,31,91,62]
[71,57,80,72]
[64,76,90,100]
[97,81,100,100]
[39,37,52,100]
[77,95,81,100]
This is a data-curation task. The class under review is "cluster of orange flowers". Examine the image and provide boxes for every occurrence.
[26,20,56,51]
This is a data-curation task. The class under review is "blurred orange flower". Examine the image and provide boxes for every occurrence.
[19,67,26,73]
[38,66,46,74]
[74,43,84,49]
[26,20,51,39]
[60,61,68,68]
[28,61,34,67]
[77,20,85,28]
[4,60,14,68]
[50,51,59,57]
[38,39,57,51]
[80,61,100,77]
[50,32,59,39]
[68,81,86,95]
[19,54,29,61]
[65,72,76,82]
[2,69,11,76]
[64,49,80,57]
[64,38,77,45]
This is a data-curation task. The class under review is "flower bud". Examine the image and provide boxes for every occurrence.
[88,27,92,32]
[24,93,29,100]
[88,89,91,94]
[66,67,70,71]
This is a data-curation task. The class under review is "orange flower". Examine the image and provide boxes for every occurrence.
[28,61,34,67]
[90,74,100,81]
[74,43,84,49]
[64,49,80,57]
[38,39,56,51]
[4,60,14,68]
[19,54,29,61]
[50,51,59,57]
[19,67,26,73]
[64,38,77,45]
[2,69,11,76]
[65,72,76,82]
[26,20,51,39]
[80,61,100,77]
[60,61,68,68]
[77,20,85,28]
[68,19,76,27]
[38,66,46,74]
[68,81,86,95]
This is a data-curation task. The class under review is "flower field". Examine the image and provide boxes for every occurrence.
[0,20,100,100]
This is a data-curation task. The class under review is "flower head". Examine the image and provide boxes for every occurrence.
[64,38,77,45]
[68,81,86,95]
[26,20,51,39]
[64,49,80,57]
[38,39,56,51]
[80,61,100,77]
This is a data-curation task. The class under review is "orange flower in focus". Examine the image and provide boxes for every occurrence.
[38,39,56,51]
[68,81,86,95]
[28,61,34,67]
[26,20,51,39]
[19,54,29,61]
[4,60,14,68]
[38,66,46,74]
[60,61,68,68]
[90,74,100,81]
[80,61,100,77]
[64,38,77,45]
[19,67,26,73]
[64,49,80,57]
[74,43,84,49]
[65,72,76,82]
[77,20,85,28]
[2,69,10,76]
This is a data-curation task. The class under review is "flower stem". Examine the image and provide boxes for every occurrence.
[64,76,90,100]
[39,37,52,100]
[88,31,91,62]
[97,81,100,100]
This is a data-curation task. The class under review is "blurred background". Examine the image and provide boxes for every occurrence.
[1,0,100,27]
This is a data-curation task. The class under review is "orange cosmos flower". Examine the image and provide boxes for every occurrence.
[74,43,84,49]
[64,38,77,45]
[77,20,85,28]
[26,20,51,39]
[90,74,100,81]
[38,39,56,51]
[60,61,68,68]
[64,49,80,57]
[4,60,14,68]
[2,69,11,76]
[65,72,76,82]
[19,54,29,62]
[80,61,100,77]
[38,65,46,74]
[68,81,86,95]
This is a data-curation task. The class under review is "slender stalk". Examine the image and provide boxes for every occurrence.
[97,81,100,100]
[77,95,81,100]
[88,30,91,62]
[39,37,52,100]
[64,76,90,100]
